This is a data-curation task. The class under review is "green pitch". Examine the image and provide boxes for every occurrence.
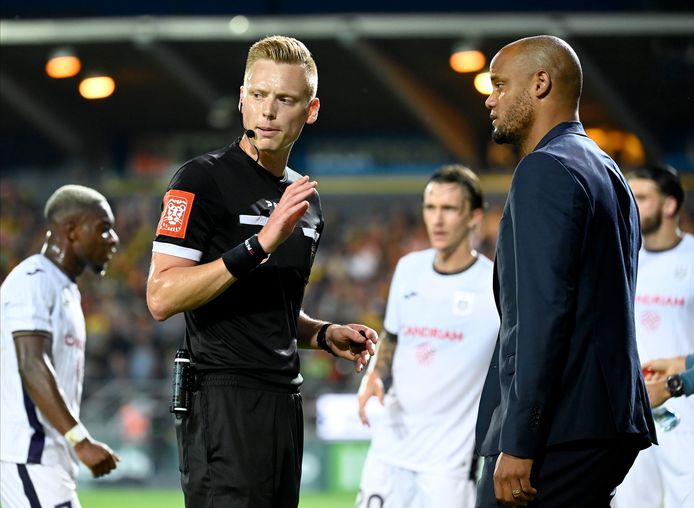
[78,488,357,507]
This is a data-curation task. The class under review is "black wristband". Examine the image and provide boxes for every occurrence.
[317,322,337,356]
[221,235,268,279]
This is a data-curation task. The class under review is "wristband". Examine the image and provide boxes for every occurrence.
[222,235,268,279]
[64,422,91,447]
[317,322,337,356]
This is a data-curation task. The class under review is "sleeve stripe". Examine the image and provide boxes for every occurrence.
[152,241,203,261]
[239,215,268,226]
[239,215,318,240]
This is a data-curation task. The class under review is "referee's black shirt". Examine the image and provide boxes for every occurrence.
[153,141,324,388]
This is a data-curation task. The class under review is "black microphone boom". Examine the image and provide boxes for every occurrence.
[245,129,256,138]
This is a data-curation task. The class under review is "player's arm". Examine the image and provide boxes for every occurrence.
[297,311,377,373]
[358,330,398,426]
[13,333,118,478]
[147,175,319,321]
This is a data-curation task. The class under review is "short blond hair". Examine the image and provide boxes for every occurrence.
[44,184,108,225]
[244,35,318,99]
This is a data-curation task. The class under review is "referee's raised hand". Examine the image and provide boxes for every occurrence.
[257,175,317,254]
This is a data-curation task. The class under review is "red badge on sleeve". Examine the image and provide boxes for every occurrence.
[156,189,195,238]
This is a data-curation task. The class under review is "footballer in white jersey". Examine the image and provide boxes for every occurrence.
[1,254,86,476]
[1,185,119,508]
[357,166,499,508]
[613,166,694,508]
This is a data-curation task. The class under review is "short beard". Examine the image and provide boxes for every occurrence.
[492,91,534,149]
[640,212,662,236]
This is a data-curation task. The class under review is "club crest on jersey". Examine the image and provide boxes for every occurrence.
[157,189,195,238]
[452,291,474,316]
[675,265,688,280]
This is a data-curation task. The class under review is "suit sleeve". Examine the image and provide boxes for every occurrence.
[500,152,588,457]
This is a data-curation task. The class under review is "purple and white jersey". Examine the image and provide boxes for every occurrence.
[1,254,85,478]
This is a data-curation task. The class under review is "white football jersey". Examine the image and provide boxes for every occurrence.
[634,233,694,432]
[369,249,499,475]
[1,254,85,478]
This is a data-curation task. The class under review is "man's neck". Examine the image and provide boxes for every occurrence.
[643,225,682,252]
[434,244,477,274]
[521,111,578,156]
[41,242,79,281]
[239,137,289,178]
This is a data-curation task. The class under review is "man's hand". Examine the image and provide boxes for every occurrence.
[493,452,537,507]
[325,324,377,373]
[646,377,672,407]
[75,438,119,478]
[358,371,385,426]
[257,176,317,253]
[643,356,686,379]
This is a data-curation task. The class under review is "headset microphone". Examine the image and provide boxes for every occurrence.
[245,129,256,139]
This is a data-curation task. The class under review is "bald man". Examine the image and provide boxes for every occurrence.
[474,36,656,507]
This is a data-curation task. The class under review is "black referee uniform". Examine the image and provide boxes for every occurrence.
[153,140,324,507]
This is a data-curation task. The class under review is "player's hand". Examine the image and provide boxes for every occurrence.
[357,371,385,426]
[325,324,378,373]
[75,438,120,478]
[493,452,537,507]
[257,176,317,253]
[642,356,686,379]
[646,378,672,407]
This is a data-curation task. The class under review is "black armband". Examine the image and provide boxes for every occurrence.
[317,322,337,356]
[222,235,268,278]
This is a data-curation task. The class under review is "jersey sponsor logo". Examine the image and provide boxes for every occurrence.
[640,310,661,331]
[157,189,195,238]
[635,294,685,307]
[401,326,464,341]
[415,342,436,365]
[64,334,85,350]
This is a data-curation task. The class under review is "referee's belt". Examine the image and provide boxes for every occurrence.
[195,370,300,393]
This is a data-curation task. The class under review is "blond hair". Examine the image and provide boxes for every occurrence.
[44,184,108,225]
[244,35,318,99]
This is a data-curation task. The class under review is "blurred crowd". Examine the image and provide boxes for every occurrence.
[0,173,501,399]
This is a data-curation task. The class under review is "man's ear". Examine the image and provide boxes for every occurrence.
[468,208,484,231]
[306,98,320,125]
[238,86,244,113]
[534,70,551,99]
[662,195,678,219]
[64,220,78,242]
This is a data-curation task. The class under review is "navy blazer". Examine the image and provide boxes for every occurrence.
[476,122,657,458]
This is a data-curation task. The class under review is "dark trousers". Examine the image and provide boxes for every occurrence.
[476,439,641,508]
[176,374,304,508]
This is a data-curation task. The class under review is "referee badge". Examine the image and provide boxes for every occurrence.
[157,189,195,238]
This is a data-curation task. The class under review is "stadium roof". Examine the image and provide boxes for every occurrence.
[1,10,693,171]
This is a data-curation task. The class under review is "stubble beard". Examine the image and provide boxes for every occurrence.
[491,91,534,149]
[640,211,663,237]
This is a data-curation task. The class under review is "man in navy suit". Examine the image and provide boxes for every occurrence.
[474,35,657,507]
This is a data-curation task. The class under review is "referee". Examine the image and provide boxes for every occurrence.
[146,35,377,508]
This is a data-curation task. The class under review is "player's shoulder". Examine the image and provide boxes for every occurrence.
[679,233,694,253]
[396,248,436,270]
[1,255,60,298]
[474,253,494,272]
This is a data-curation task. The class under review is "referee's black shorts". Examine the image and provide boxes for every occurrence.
[176,372,303,508]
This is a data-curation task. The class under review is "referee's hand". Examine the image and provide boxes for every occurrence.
[325,324,378,373]
[257,175,317,253]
